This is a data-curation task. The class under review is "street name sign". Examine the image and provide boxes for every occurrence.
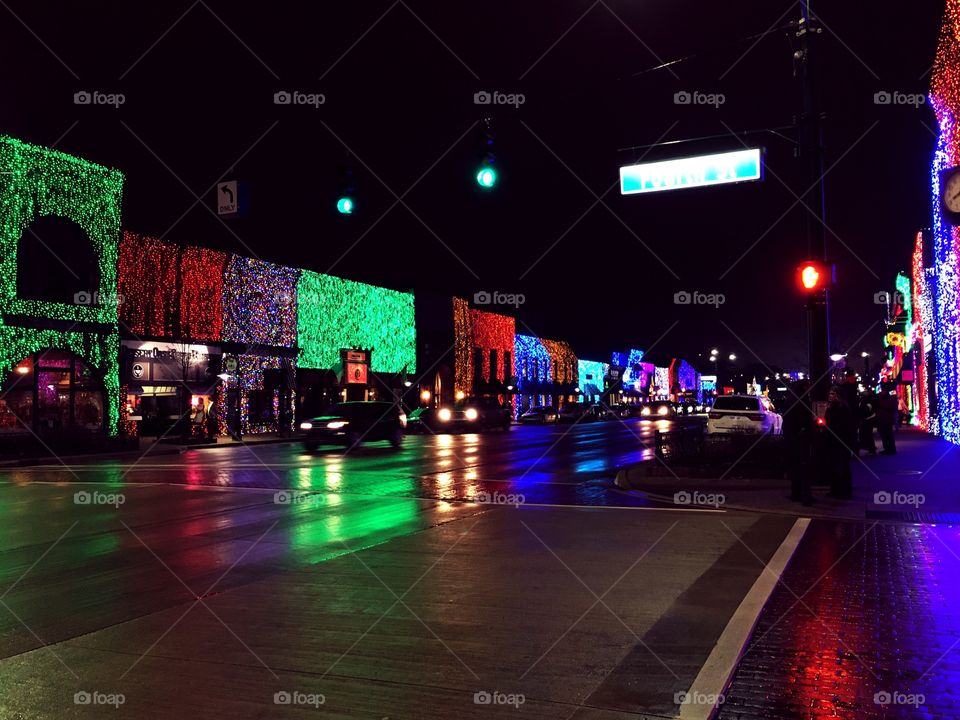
[619,148,763,195]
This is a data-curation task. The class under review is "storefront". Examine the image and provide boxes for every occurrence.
[121,341,220,438]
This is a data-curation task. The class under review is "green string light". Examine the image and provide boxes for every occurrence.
[297,270,416,373]
[0,136,124,434]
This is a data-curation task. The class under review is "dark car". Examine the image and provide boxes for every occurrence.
[639,401,677,420]
[615,404,643,419]
[520,406,558,424]
[558,402,593,423]
[405,406,468,433]
[589,403,618,421]
[301,401,406,451]
[461,397,513,431]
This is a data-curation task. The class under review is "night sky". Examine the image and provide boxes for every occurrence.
[0,1,942,372]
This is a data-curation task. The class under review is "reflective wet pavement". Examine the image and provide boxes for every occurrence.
[718,519,960,720]
[9,418,690,505]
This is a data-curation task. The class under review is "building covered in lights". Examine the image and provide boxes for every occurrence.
[117,232,417,438]
[514,334,578,414]
[0,136,125,448]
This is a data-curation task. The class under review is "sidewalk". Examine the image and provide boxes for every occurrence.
[718,517,960,719]
[616,428,960,520]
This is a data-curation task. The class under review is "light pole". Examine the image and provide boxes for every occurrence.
[797,0,830,401]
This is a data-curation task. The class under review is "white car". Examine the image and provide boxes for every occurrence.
[706,395,782,435]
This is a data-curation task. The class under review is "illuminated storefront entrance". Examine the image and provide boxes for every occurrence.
[1,350,106,434]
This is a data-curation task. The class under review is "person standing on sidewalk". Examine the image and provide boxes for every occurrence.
[824,386,856,499]
[857,388,877,456]
[876,383,898,455]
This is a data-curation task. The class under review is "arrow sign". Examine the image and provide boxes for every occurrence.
[218,180,238,215]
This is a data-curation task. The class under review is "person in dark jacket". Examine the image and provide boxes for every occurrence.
[838,368,859,409]
[858,389,877,456]
[824,386,856,499]
[782,381,815,505]
[875,383,898,455]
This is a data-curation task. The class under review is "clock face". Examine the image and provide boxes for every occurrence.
[944,170,960,213]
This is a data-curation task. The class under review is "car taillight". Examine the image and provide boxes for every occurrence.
[708,412,724,419]
[746,414,762,421]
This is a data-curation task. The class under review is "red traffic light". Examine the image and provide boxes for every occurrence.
[797,261,834,292]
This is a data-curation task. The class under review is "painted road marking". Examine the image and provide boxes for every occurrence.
[678,516,810,720]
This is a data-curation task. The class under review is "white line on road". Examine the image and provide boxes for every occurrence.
[678,517,810,720]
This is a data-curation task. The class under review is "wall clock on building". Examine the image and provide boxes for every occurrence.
[941,166,960,225]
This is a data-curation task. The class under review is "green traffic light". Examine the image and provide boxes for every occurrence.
[476,167,497,188]
[337,197,354,214]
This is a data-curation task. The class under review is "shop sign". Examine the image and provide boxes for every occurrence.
[346,362,368,384]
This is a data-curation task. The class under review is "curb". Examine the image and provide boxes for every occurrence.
[0,436,302,467]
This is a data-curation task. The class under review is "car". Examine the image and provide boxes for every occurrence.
[405,406,468,433]
[520,406,558,424]
[589,403,618,420]
[706,394,782,435]
[406,397,512,433]
[558,403,593,423]
[614,404,643,419]
[640,401,677,419]
[677,400,708,416]
[461,397,513,431]
[301,401,406,450]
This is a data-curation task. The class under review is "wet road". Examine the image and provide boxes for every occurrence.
[5,416,797,719]
[8,418,698,506]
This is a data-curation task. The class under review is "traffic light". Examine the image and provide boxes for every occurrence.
[476,118,497,189]
[337,164,356,214]
[797,261,834,292]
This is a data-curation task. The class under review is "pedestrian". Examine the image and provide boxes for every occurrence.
[858,388,877,456]
[782,380,815,505]
[838,368,859,409]
[206,398,218,441]
[191,399,206,440]
[824,386,856,499]
[876,383,898,455]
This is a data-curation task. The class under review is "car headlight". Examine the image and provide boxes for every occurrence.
[641,407,651,417]
[658,406,669,416]
[326,420,348,429]
[438,408,452,422]
[299,422,313,430]
[465,408,479,421]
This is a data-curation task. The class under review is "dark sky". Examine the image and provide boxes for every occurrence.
[0,0,942,372]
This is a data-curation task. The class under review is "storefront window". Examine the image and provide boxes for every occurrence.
[1,351,105,434]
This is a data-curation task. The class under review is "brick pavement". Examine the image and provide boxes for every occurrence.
[717,518,960,719]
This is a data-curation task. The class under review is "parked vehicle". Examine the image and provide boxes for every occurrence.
[520,406,559,424]
[706,394,782,435]
[615,404,643,419]
[640,401,677,419]
[558,403,593,423]
[589,404,618,420]
[301,401,406,451]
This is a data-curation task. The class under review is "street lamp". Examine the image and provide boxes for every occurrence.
[728,353,737,362]
[710,348,719,356]
[830,353,846,362]
[860,351,870,358]
[709,356,717,363]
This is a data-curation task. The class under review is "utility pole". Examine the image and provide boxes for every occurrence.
[797,0,830,401]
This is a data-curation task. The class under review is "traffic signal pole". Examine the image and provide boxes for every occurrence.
[797,1,831,401]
